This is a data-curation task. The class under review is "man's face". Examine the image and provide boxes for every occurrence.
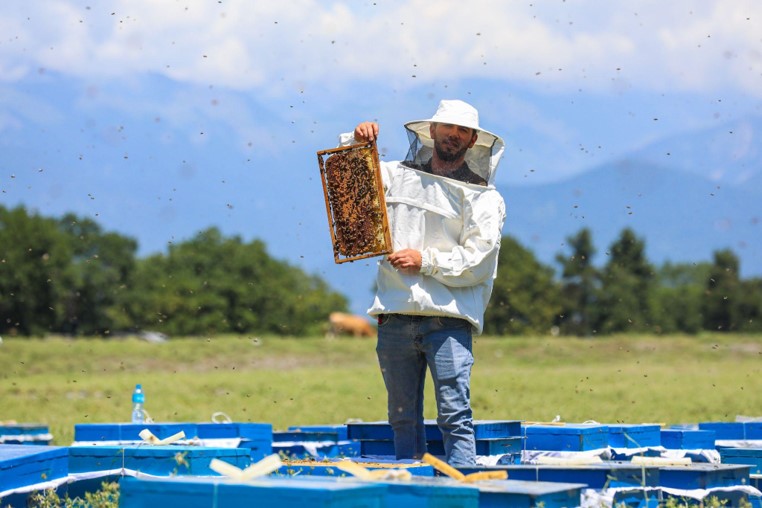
[430,123,478,163]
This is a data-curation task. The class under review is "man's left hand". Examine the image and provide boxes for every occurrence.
[388,249,422,274]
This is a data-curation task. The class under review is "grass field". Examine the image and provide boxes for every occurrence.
[2,333,761,446]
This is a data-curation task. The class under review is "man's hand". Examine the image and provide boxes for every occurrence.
[354,122,379,143]
[388,249,422,274]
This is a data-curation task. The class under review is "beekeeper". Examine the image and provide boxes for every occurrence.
[341,99,506,466]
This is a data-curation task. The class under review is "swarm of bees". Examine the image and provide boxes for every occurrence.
[317,142,391,264]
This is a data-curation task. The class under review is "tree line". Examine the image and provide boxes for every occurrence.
[485,228,762,335]
[0,205,347,337]
[2,205,761,337]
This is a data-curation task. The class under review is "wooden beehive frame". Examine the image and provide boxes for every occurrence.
[317,142,392,264]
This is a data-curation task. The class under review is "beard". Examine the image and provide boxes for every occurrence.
[433,137,469,162]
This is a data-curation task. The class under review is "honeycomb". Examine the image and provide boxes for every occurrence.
[317,142,391,263]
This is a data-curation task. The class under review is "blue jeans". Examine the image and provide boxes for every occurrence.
[376,314,475,466]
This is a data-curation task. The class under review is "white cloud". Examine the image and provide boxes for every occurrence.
[1,0,761,96]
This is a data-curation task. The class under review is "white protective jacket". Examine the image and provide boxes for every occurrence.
[339,114,505,335]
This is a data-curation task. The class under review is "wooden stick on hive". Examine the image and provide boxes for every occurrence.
[317,142,392,264]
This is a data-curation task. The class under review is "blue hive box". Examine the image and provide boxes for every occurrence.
[196,422,272,441]
[119,475,387,508]
[273,440,361,460]
[609,486,757,508]
[661,429,716,449]
[74,423,198,443]
[288,425,350,441]
[74,422,271,443]
[455,462,661,489]
[195,422,273,461]
[0,445,68,505]
[699,422,747,440]
[367,477,479,508]
[718,447,762,475]
[360,437,522,459]
[658,463,751,489]
[275,430,348,443]
[523,424,609,451]
[347,420,521,441]
[0,424,52,446]
[477,479,585,508]
[68,445,251,476]
[607,424,661,448]
[74,422,273,461]
[278,458,435,478]
[747,422,762,439]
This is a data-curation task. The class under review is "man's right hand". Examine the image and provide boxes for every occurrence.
[354,122,379,143]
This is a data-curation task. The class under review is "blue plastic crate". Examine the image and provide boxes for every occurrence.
[718,447,762,475]
[477,479,585,508]
[660,429,716,449]
[119,475,387,508]
[523,424,609,451]
[607,424,661,448]
[68,445,250,476]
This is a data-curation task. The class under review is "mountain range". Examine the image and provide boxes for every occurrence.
[498,116,762,279]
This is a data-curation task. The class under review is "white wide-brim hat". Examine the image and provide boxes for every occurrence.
[404,99,501,149]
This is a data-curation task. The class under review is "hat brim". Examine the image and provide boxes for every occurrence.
[404,119,501,149]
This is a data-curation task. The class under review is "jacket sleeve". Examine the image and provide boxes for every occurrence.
[419,190,506,288]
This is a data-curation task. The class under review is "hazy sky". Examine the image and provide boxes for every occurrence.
[2,1,761,313]
[3,1,761,181]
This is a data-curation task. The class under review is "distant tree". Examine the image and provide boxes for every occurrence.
[485,236,561,335]
[124,227,347,336]
[0,206,70,335]
[737,277,762,332]
[555,228,599,336]
[702,249,742,331]
[594,228,655,334]
[650,261,709,334]
[57,213,138,335]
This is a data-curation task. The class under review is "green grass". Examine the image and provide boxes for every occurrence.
[2,333,761,445]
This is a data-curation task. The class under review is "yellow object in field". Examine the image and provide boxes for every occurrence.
[422,453,508,482]
[336,459,413,481]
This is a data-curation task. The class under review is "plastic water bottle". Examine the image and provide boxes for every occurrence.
[131,384,145,424]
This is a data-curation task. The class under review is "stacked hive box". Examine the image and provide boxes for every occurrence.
[346,420,523,463]
[0,424,53,446]
[73,422,273,460]
[272,427,360,460]
[0,444,69,506]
